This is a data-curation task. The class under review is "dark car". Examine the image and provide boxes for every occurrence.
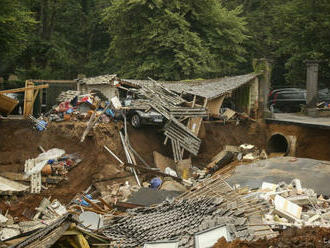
[268,88,330,112]
[121,95,164,128]
[127,109,164,128]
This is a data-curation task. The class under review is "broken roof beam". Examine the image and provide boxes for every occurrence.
[30,79,75,84]
[0,84,49,94]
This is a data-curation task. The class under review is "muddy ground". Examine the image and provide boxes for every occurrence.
[0,119,329,220]
[213,227,330,248]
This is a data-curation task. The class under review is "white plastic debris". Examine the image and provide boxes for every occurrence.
[111,96,122,110]
[0,214,8,223]
[164,167,178,177]
[274,195,302,221]
[262,182,277,192]
[50,200,67,216]
[25,148,65,176]
[240,144,255,150]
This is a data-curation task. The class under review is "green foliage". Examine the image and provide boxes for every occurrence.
[1,0,330,87]
[223,0,330,88]
[14,0,112,80]
[274,0,330,87]
[0,0,36,73]
[102,0,248,80]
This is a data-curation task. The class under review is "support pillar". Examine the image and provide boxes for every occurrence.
[256,58,273,119]
[305,60,319,117]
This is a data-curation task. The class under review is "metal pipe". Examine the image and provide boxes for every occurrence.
[104,145,124,165]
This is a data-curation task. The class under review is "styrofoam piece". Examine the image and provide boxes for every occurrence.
[274,195,302,221]
[194,225,231,248]
[262,182,277,192]
[111,96,122,109]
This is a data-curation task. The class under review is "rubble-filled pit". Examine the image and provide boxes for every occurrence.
[0,119,329,221]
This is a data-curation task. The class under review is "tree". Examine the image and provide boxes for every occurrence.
[275,0,330,88]
[103,0,248,80]
[222,0,330,88]
[0,0,36,75]
[15,0,111,79]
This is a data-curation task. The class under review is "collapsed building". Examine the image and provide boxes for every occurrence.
[0,64,329,247]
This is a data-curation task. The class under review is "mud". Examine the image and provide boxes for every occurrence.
[0,120,165,219]
[197,121,268,165]
[213,227,330,248]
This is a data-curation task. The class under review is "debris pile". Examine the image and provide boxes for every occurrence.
[0,76,329,247]
[103,198,252,247]
[46,90,116,123]
[24,148,82,193]
[255,179,330,228]
[120,80,207,161]
[0,197,67,241]
[206,144,268,174]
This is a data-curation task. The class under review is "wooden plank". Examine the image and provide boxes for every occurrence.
[23,81,34,117]
[0,84,49,94]
[31,79,75,84]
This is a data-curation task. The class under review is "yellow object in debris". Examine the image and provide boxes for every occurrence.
[62,224,90,248]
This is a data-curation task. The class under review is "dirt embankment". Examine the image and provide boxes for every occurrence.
[267,123,330,161]
[197,121,268,165]
[213,227,330,248]
[198,121,330,163]
[0,120,166,218]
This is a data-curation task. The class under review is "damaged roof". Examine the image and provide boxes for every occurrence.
[122,73,260,99]
[76,74,117,85]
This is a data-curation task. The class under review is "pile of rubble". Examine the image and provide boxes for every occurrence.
[0,197,67,242]
[253,179,330,228]
[44,90,118,124]
[0,148,82,196]
[103,198,253,247]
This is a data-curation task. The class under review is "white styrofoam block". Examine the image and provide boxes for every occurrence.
[274,195,302,220]
[262,182,277,192]
[111,96,122,109]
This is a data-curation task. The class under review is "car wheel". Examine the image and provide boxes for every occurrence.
[131,114,141,128]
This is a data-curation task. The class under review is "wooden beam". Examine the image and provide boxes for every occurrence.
[30,79,75,84]
[0,84,49,94]
[23,81,34,117]
[32,89,39,108]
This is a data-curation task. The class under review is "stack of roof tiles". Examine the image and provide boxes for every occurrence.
[103,197,260,247]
